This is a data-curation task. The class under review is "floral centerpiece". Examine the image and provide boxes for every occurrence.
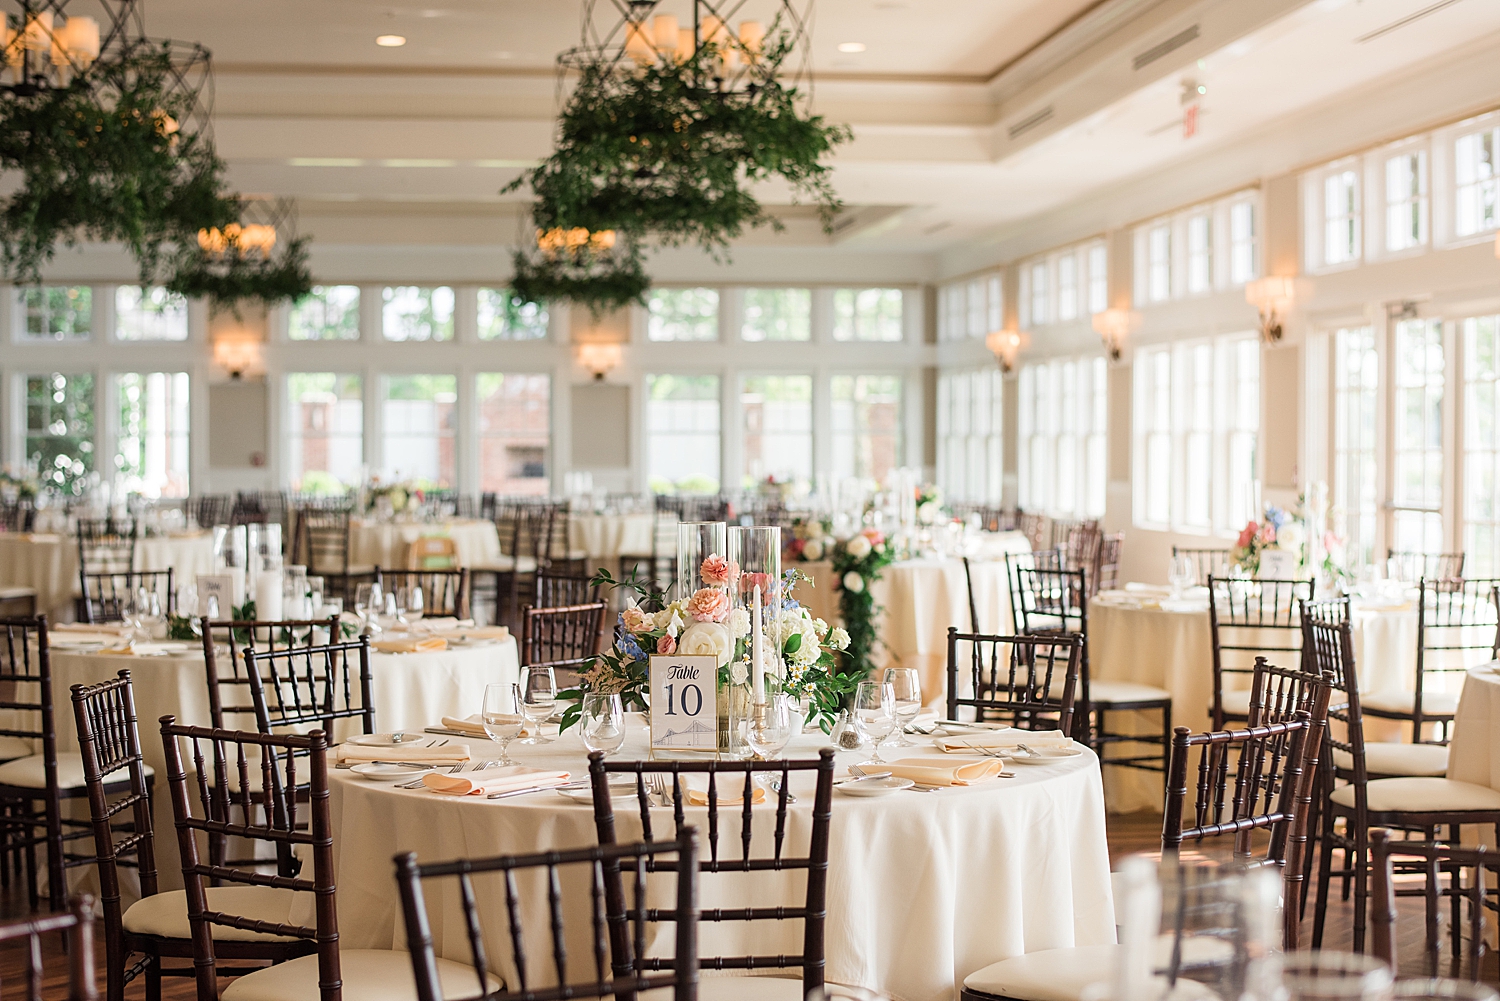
[786,518,895,682]
[363,477,426,516]
[1231,502,1306,576]
[774,570,854,731]
[916,484,947,526]
[0,468,39,501]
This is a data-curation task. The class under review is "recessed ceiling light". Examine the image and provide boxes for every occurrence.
[837,41,866,53]
[376,34,406,47]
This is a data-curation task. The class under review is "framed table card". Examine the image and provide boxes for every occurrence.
[649,654,718,754]
[1256,549,1299,581]
[196,574,237,618]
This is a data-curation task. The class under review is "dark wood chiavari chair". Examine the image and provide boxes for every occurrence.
[1015,512,1050,553]
[245,637,376,741]
[945,628,1081,733]
[539,499,589,575]
[472,499,548,628]
[0,894,98,1000]
[374,568,470,619]
[1387,549,1466,586]
[0,495,34,533]
[1097,533,1124,593]
[533,570,602,608]
[1206,576,1314,730]
[231,491,289,537]
[588,748,836,999]
[79,570,175,625]
[76,517,136,575]
[158,719,488,1000]
[619,494,687,596]
[0,588,37,618]
[192,494,234,530]
[1370,829,1499,980]
[521,602,607,690]
[1172,547,1232,588]
[293,507,374,605]
[394,828,702,1001]
[1062,522,1104,595]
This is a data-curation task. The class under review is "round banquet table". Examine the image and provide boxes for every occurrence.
[39,635,519,892]
[328,721,1114,1001]
[568,513,655,564]
[0,531,216,618]
[348,519,503,569]
[1448,664,1500,792]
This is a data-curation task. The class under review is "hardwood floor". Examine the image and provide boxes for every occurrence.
[2,810,1494,998]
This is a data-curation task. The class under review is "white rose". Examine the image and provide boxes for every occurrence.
[802,539,824,561]
[793,620,821,665]
[677,621,733,667]
[813,617,829,638]
[918,501,941,525]
[829,627,851,650]
[729,659,749,685]
[1277,522,1305,552]
[728,607,751,639]
[843,571,865,594]
[845,535,872,559]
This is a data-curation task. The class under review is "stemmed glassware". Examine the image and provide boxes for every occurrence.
[519,666,557,744]
[482,683,524,766]
[1168,555,1196,599]
[354,582,383,632]
[579,693,626,758]
[399,585,424,627]
[745,693,794,760]
[883,668,922,745]
[852,681,897,764]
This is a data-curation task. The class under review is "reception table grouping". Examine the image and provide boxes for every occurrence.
[0,530,217,617]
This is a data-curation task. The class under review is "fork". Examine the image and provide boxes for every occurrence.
[646,774,670,808]
[398,762,465,789]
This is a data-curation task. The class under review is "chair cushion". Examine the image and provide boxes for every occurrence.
[308,563,376,578]
[1218,690,1253,718]
[1330,777,1500,813]
[221,949,496,1001]
[1089,680,1172,705]
[1331,743,1449,778]
[0,737,34,761]
[472,556,539,574]
[0,752,153,791]
[1361,689,1459,717]
[963,944,1221,1001]
[123,886,304,942]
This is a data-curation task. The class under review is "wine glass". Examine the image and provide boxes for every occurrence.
[482,683,524,766]
[1168,555,1196,598]
[852,681,897,764]
[354,582,382,629]
[745,694,794,760]
[882,668,922,745]
[400,585,424,626]
[580,693,627,758]
[519,666,557,744]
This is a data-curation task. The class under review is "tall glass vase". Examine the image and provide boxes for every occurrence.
[728,526,782,703]
[676,521,727,602]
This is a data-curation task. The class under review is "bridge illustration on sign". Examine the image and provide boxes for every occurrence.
[654,719,716,748]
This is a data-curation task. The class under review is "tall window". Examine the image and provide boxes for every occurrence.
[1224,338,1260,532]
[115,372,190,497]
[649,288,719,342]
[1147,225,1171,302]
[1028,263,1049,326]
[1181,343,1214,529]
[1385,152,1428,251]
[646,374,721,493]
[987,276,1003,332]
[1333,327,1379,568]
[115,287,187,341]
[382,287,454,341]
[287,373,363,494]
[740,289,810,342]
[1087,244,1108,314]
[21,287,90,341]
[1056,254,1078,322]
[1454,125,1499,237]
[937,369,1002,504]
[1186,213,1212,295]
[831,375,902,483]
[1323,170,1360,265]
[1229,201,1257,284]
[1463,316,1500,575]
[382,375,457,485]
[1018,364,1053,513]
[478,289,548,341]
[289,286,359,341]
[1390,319,1445,554]
[25,373,94,495]
[741,375,812,485]
[1134,348,1172,525]
[832,289,902,342]
[478,373,550,495]
[1020,358,1105,518]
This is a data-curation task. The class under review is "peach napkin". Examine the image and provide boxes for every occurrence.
[440,715,491,737]
[683,776,767,806]
[884,756,1005,787]
[422,764,571,797]
[372,636,448,654]
[53,623,133,639]
[934,729,1073,753]
[336,744,470,765]
[458,626,510,641]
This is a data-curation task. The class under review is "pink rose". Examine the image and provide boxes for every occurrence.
[862,527,885,547]
[738,572,772,601]
[621,607,649,634]
[700,554,736,587]
[1236,523,1256,548]
[656,634,677,655]
[686,587,731,623]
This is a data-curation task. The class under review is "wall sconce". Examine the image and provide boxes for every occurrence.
[984,328,1029,373]
[1091,308,1140,363]
[576,342,623,381]
[1245,276,1296,344]
[212,336,263,380]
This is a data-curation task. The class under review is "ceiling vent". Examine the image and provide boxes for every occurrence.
[1007,106,1054,140]
[1132,25,1200,71]
[1356,0,1465,44]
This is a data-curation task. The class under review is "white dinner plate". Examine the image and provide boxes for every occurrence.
[346,732,435,747]
[1005,746,1083,764]
[835,776,914,797]
[447,638,497,649]
[349,762,435,782]
[556,781,637,804]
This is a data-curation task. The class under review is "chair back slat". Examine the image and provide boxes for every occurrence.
[79,570,175,625]
[1388,550,1465,585]
[945,628,1081,733]
[375,568,470,619]
[245,637,375,738]
[1411,577,1500,739]
[77,517,136,577]
[535,572,602,608]
[1207,576,1314,725]
[1172,547,1231,587]
[201,617,342,731]
[522,603,607,682]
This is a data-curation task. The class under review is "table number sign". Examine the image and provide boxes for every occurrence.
[649,654,718,754]
[1256,549,1299,581]
[195,574,237,618]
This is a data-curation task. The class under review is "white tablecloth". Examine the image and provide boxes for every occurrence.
[328,720,1114,1001]
[0,532,216,618]
[569,513,655,562]
[349,519,503,569]
[1448,665,1500,791]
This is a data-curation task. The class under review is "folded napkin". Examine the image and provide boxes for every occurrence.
[25,533,61,543]
[440,714,539,739]
[423,764,571,797]
[53,622,133,638]
[418,617,461,632]
[682,775,767,806]
[457,626,510,641]
[884,756,1005,787]
[336,743,470,766]
[372,636,448,654]
[1125,582,1172,596]
[95,644,136,657]
[935,729,1072,753]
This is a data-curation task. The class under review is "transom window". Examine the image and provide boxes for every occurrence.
[1455,124,1499,237]
[382,287,454,342]
[1385,151,1428,252]
[478,289,548,341]
[1323,170,1361,265]
[20,287,90,342]
[649,288,719,342]
[740,289,810,342]
[290,286,360,341]
[116,287,188,342]
[832,289,903,342]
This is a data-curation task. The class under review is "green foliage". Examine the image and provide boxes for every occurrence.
[510,242,651,316]
[166,234,313,312]
[166,615,199,641]
[831,536,896,683]
[25,372,95,496]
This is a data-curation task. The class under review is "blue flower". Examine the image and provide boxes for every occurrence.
[614,627,647,663]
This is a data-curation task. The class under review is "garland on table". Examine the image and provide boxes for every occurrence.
[787,518,894,684]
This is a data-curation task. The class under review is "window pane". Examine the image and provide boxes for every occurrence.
[831,374,902,483]
[647,374,720,493]
[986,276,1003,332]
[478,373,550,494]
[1384,152,1427,252]
[832,288,903,342]
[1465,315,1500,576]
[287,373,362,494]
[1087,244,1108,315]
[478,288,548,341]
[740,288,810,342]
[1455,127,1499,237]
[1187,214,1212,294]
[290,286,360,341]
[382,375,457,485]
[115,286,188,341]
[1229,201,1257,284]
[115,372,191,497]
[1334,326,1379,567]
[1392,318,1444,523]
[25,373,94,496]
[1056,255,1078,322]
[382,287,454,341]
[742,375,812,485]
[1028,264,1049,325]
[1148,226,1171,301]
[1323,170,1360,265]
[649,288,719,342]
[21,286,90,341]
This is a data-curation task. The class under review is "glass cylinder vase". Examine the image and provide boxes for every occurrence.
[728,526,782,704]
[676,521,727,602]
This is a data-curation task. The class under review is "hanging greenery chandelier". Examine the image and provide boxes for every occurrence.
[508,0,851,310]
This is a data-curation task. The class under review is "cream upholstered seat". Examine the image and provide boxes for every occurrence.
[1329,777,1500,813]
[1331,742,1449,778]
[0,751,154,790]
[0,736,34,760]
[1218,690,1254,717]
[123,886,304,942]
[962,943,1222,1001]
[1089,679,1173,703]
[643,978,869,1000]
[1360,689,1459,716]
[220,948,497,1001]
[472,554,539,574]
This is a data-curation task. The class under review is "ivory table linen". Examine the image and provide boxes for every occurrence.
[0,531,216,617]
[348,518,503,568]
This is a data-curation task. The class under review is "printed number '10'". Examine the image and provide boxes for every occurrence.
[663,683,704,717]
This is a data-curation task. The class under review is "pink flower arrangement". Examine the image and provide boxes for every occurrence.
[1236,522,1257,548]
[738,571,773,600]
[621,607,650,633]
[656,634,677,655]
[686,587,731,623]
[861,527,885,548]
[700,554,736,587]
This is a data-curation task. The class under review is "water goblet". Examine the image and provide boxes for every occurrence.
[354,582,382,629]
[883,668,922,745]
[745,694,795,760]
[1168,555,1196,598]
[519,666,558,744]
[852,681,897,764]
[401,585,424,626]
[580,693,627,758]
[482,683,524,766]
